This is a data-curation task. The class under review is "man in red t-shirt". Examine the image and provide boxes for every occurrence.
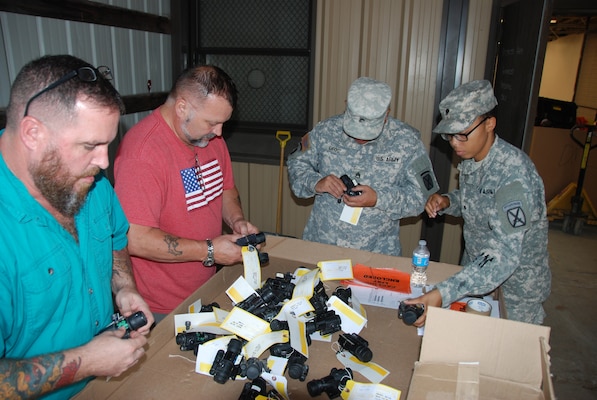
[114,65,260,322]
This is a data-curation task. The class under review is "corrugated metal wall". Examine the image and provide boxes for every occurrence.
[0,0,172,133]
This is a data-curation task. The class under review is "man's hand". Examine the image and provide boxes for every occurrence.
[342,184,377,207]
[75,329,148,378]
[230,219,259,237]
[314,174,346,200]
[114,288,155,335]
[211,234,246,266]
[425,193,450,218]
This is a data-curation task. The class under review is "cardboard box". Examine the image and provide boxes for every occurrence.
[76,235,463,399]
[406,307,554,400]
[529,126,597,205]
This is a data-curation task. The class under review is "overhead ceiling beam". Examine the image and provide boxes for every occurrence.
[0,0,170,34]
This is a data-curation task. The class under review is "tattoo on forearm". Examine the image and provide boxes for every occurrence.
[0,354,80,398]
[164,234,183,256]
[112,251,132,280]
[112,249,135,292]
[55,358,80,388]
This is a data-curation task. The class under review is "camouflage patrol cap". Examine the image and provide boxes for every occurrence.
[432,80,498,134]
[343,77,391,140]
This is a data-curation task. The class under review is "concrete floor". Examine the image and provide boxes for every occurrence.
[544,221,597,399]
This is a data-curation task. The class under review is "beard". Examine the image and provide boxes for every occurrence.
[182,118,215,148]
[30,147,100,217]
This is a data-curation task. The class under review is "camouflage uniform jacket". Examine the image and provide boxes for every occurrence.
[287,114,438,256]
[436,136,551,324]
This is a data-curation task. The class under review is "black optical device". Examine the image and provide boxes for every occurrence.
[260,275,295,305]
[269,342,295,358]
[236,275,295,322]
[307,367,353,399]
[210,338,244,384]
[238,376,267,400]
[332,286,351,305]
[269,318,289,331]
[309,280,330,315]
[286,352,309,381]
[305,310,342,337]
[236,293,280,322]
[236,232,269,265]
[175,331,217,353]
[338,333,373,363]
[236,232,266,247]
[269,342,309,381]
[200,302,220,312]
[99,311,147,339]
[397,302,425,325]
[340,174,362,197]
[241,357,269,380]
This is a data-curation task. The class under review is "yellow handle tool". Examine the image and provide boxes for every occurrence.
[275,130,292,234]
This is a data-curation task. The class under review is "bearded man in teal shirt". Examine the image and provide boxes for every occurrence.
[0,55,154,399]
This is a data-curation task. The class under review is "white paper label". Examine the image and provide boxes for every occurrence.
[336,350,390,384]
[244,330,289,359]
[341,380,401,400]
[327,295,367,334]
[174,311,231,336]
[220,307,271,341]
[242,245,262,289]
[226,275,258,304]
[318,259,354,281]
[340,205,363,225]
[292,268,320,298]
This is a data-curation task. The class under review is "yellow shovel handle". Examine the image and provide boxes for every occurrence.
[276,131,292,233]
[276,130,292,148]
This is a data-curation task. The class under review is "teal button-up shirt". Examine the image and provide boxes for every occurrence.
[0,130,129,399]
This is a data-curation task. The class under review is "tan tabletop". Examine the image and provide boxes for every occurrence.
[76,235,462,399]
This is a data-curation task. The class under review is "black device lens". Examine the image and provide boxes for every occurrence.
[126,311,148,331]
[236,232,266,246]
[397,302,425,325]
[338,333,373,363]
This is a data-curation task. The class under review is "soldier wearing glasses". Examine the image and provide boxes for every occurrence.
[405,80,551,325]
[0,55,153,399]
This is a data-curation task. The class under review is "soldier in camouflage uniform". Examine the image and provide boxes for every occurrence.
[287,77,439,256]
[406,80,551,325]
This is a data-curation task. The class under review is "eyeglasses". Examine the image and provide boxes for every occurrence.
[194,154,206,190]
[440,116,489,142]
[23,65,112,117]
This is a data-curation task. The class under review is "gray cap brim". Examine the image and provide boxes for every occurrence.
[343,108,387,140]
[432,80,497,134]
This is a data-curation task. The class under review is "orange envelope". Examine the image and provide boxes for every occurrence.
[347,263,412,294]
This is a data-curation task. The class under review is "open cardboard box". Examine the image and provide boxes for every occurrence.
[406,307,554,400]
[76,235,465,399]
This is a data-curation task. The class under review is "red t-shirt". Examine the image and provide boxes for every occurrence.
[114,109,234,314]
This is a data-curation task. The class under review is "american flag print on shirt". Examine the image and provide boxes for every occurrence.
[180,159,224,211]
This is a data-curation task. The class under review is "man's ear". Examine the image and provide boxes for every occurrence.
[175,97,188,119]
[19,116,45,151]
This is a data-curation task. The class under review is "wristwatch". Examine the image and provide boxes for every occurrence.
[203,239,215,267]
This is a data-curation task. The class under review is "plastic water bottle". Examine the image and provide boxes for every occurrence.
[411,240,430,287]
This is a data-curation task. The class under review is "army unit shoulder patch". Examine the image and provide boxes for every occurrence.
[495,181,528,233]
[502,200,526,228]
